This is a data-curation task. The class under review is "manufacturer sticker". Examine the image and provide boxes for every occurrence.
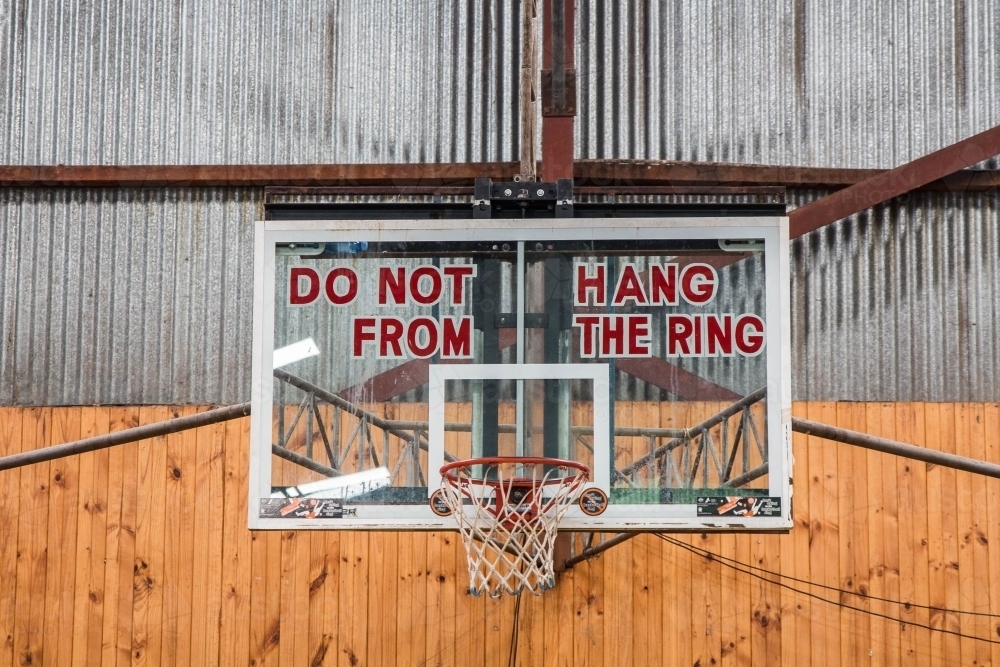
[260,498,358,519]
[696,496,781,517]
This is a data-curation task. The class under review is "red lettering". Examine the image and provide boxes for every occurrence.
[407,316,439,358]
[692,315,703,355]
[706,314,733,356]
[680,264,717,305]
[325,267,358,305]
[441,316,473,358]
[649,264,677,305]
[572,315,601,358]
[734,314,765,356]
[289,267,320,305]
[601,316,626,356]
[379,317,405,358]
[627,315,651,356]
[666,315,695,356]
[378,266,407,305]
[352,317,377,357]
[442,265,476,305]
[575,263,606,306]
[612,263,648,306]
[410,266,443,306]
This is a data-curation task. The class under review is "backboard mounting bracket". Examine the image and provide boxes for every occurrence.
[472,177,573,218]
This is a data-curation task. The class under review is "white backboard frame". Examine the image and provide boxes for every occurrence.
[249,216,792,531]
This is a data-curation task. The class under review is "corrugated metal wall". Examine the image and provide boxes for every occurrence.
[577,0,1000,167]
[3,0,997,168]
[2,188,998,405]
[2,0,999,405]
[0,188,257,405]
[0,0,520,164]
[792,189,1000,401]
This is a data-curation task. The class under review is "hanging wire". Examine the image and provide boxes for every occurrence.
[507,591,524,667]
[654,534,1000,646]
[654,534,1000,619]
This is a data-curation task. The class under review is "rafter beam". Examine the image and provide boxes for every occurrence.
[788,124,1000,237]
[3,161,995,192]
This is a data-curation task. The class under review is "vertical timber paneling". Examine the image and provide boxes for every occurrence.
[0,408,24,667]
[0,403,999,666]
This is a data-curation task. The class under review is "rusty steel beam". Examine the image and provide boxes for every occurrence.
[540,0,575,182]
[574,160,999,192]
[788,124,1000,237]
[2,161,994,192]
[0,162,519,188]
[575,160,884,188]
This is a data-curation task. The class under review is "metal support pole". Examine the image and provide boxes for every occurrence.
[0,403,251,472]
[563,533,639,568]
[271,444,340,478]
[473,258,502,457]
[542,256,571,460]
[518,0,538,182]
[516,241,526,455]
[792,417,1000,479]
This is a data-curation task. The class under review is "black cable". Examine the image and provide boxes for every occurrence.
[417,593,508,667]
[656,533,1000,619]
[654,534,1000,646]
[508,591,523,667]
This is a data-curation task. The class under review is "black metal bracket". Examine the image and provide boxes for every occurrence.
[473,178,492,219]
[555,178,573,218]
[473,177,574,218]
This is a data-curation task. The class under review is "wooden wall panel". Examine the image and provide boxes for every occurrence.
[1,403,999,666]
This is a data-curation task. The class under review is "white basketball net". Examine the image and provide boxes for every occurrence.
[439,459,589,597]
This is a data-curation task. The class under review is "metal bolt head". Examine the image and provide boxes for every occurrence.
[536,189,544,197]
[503,188,513,197]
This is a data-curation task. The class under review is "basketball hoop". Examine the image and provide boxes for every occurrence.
[431,457,590,597]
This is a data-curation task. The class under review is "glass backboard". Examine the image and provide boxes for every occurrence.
[250,217,791,531]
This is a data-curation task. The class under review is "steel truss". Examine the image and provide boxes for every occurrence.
[271,370,769,494]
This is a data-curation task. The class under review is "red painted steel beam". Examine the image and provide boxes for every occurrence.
[540,0,575,182]
[0,162,519,188]
[2,161,994,192]
[541,120,575,182]
[341,358,435,404]
[341,325,740,403]
[614,358,741,402]
[788,124,1000,237]
[341,330,516,403]
[575,160,885,189]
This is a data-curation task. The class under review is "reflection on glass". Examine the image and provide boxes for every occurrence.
[268,241,770,506]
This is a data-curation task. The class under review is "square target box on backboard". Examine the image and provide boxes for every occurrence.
[249,216,792,532]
